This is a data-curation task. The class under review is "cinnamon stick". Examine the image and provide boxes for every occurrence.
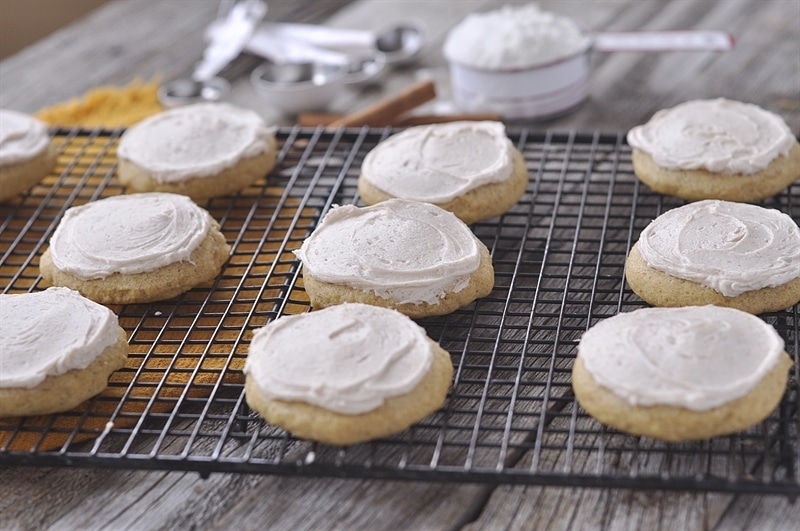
[296,113,342,126]
[325,79,436,128]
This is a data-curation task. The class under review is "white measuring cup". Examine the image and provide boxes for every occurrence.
[447,30,734,120]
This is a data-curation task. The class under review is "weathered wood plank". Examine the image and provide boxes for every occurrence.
[0,0,353,113]
[550,0,800,133]
[1,1,798,530]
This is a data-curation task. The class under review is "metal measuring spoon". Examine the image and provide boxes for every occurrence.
[344,21,424,85]
[249,20,425,82]
[158,0,266,107]
[374,22,424,65]
[158,53,263,108]
[159,20,426,106]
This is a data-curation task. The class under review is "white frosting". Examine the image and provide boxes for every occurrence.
[116,102,274,183]
[48,192,214,280]
[578,306,785,411]
[294,199,483,305]
[443,4,590,69]
[627,98,796,174]
[244,303,434,414]
[637,200,800,297]
[0,109,51,165]
[361,121,515,203]
[0,287,122,389]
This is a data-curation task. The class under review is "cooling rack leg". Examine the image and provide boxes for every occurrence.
[235,401,254,433]
[778,399,798,502]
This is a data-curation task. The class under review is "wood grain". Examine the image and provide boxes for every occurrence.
[1,1,798,530]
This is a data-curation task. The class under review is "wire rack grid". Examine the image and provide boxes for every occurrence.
[0,126,798,495]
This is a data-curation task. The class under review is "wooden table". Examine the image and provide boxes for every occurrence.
[1,1,799,529]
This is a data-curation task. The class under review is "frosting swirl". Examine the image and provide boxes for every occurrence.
[294,199,483,304]
[244,303,434,414]
[637,200,800,297]
[116,102,274,183]
[627,98,796,174]
[0,287,122,388]
[578,306,785,410]
[49,192,213,280]
[0,109,51,165]
[361,121,515,203]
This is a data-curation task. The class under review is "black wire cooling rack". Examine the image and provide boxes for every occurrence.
[1,127,798,495]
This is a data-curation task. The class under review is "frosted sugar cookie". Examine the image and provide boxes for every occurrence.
[627,98,799,201]
[625,200,800,314]
[116,102,277,199]
[294,199,494,318]
[40,192,230,305]
[0,287,129,417]
[572,306,793,441]
[358,121,528,224]
[0,109,57,201]
[244,303,454,445]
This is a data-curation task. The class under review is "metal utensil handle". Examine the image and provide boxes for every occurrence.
[245,26,351,65]
[593,30,734,52]
[259,22,375,49]
[194,0,267,81]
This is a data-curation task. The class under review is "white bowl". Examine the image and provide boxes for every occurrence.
[446,49,591,121]
[250,61,346,115]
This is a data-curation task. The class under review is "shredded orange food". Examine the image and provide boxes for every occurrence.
[35,78,164,127]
